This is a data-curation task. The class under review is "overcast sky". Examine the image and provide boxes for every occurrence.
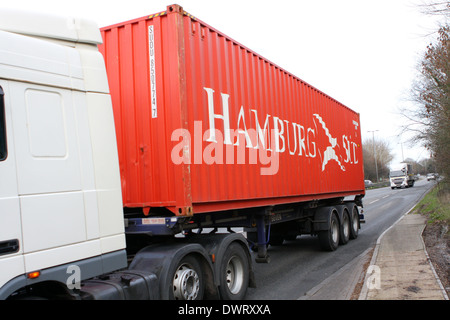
[2,0,444,166]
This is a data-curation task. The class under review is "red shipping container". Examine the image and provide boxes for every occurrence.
[98,4,365,217]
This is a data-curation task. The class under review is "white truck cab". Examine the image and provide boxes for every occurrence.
[0,9,126,299]
[389,162,415,189]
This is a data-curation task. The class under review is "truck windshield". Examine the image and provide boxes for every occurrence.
[390,170,405,177]
[0,86,6,161]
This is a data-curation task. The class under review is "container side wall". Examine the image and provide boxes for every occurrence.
[100,8,365,216]
[182,15,364,213]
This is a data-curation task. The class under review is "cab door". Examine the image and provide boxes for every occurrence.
[0,81,25,290]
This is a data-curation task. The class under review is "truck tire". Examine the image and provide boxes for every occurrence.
[339,209,350,245]
[318,212,340,251]
[218,243,249,300]
[348,204,360,240]
[169,255,204,300]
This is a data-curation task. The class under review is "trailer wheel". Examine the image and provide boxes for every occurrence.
[318,212,340,251]
[349,205,360,240]
[339,209,350,245]
[170,255,204,300]
[219,243,249,300]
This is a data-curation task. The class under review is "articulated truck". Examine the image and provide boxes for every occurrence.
[0,5,365,300]
[390,163,415,189]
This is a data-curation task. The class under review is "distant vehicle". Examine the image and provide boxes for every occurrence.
[389,163,415,189]
[365,180,374,188]
[427,173,437,181]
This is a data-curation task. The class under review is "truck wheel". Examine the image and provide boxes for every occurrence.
[339,210,350,245]
[318,212,340,251]
[349,205,360,240]
[219,243,249,300]
[170,255,204,300]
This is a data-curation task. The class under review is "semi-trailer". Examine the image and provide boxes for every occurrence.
[0,4,365,300]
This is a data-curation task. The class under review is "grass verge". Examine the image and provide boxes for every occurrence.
[413,182,450,226]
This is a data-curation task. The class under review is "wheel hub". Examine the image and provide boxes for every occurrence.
[226,256,245,295]
[173,265,200,300]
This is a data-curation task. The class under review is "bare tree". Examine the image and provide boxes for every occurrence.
[412,25,449,177]
[416,1,450,17]
[401,2,449,180]
[363,138,394,181]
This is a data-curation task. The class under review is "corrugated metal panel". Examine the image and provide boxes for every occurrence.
[99,4,365,216]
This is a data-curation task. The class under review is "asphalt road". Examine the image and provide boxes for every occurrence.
[245,178,435,300]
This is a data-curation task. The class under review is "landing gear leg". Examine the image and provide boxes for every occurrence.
[255,213,270,263]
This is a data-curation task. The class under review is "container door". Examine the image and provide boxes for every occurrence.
[0,81,25,289]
